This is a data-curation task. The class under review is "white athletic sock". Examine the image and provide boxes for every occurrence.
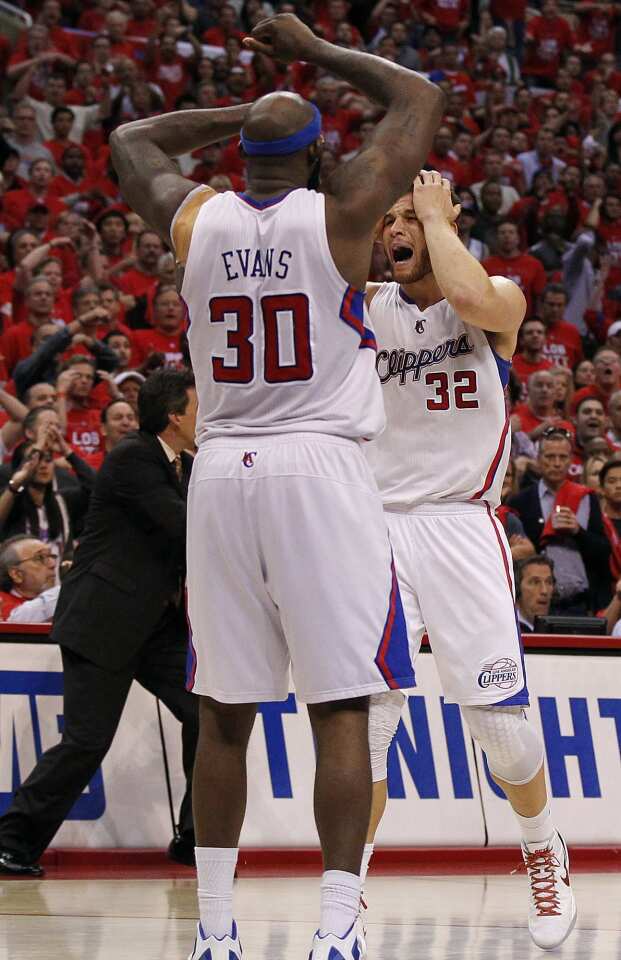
[515,804,555,849]
[319,870,361,938]
[360,843,374,887]
[195,846,238,939]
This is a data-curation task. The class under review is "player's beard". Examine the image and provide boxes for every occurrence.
[307,156,321,191]
[398,244,433,284]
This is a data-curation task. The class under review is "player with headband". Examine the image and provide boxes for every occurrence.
[111,14,444,960]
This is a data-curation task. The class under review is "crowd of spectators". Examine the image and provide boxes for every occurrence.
[1,0,621,630]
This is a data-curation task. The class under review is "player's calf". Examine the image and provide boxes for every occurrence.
[461,705,576,950]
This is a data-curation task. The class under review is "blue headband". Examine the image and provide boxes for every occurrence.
[240,104,322,156]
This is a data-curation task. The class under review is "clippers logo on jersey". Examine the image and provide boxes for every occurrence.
[243,451,257,467]
[415,319,426,334]
[376,332,475,385]
[478,657,519,690]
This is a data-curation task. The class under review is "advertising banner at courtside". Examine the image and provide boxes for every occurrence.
[0,644,619,848]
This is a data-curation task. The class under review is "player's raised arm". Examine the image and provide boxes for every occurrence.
[109,105,252,243]
[244,14,445,234]
[413,171,526,349]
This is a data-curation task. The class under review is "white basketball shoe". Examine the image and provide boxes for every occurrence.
[522,831,577,951]
[188,920,242,959]
[309,920,367,959]
[355,894,368,957]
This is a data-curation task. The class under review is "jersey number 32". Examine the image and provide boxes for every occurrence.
[210,294,313,385]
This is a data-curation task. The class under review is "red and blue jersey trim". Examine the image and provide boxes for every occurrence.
[179,293,191,329]
[375,556,415,689]
[471,413,510,501]
[340,285,377,351]
[184,592,198,692]
[485,503,529,707]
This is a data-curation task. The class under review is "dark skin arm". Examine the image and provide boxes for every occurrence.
[108,104,252,242]
[245,15,445,288]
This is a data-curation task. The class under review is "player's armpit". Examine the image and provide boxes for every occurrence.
[171,186,217,266]
[365,282,383,307]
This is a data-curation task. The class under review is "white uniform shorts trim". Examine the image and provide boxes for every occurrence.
[386,500,528,707]
[186,433,415,704]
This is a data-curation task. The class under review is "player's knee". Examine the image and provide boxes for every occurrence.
[461,705,544,786]
[368,690,406,783]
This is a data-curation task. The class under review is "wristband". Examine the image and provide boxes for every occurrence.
[8,479,24,495]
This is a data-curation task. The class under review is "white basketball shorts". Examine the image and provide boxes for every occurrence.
[386,501,528,707]
[186,433,415,704]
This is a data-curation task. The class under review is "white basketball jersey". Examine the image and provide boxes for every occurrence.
[180,188,385,443]
[364,283,511,511]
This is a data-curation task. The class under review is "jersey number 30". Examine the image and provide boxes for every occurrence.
[425,370,479,411]
[210,294,313,384]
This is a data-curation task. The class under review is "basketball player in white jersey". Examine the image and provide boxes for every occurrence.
[110,14,444,960]
[361,171,576,951]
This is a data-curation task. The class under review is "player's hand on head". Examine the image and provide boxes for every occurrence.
[413,170,461,225]
[244,13,319,63]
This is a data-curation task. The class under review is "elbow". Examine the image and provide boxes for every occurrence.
[428,80,447,113]
[416,78,446,118]
[109,122,140,158]
[396,74,445,115]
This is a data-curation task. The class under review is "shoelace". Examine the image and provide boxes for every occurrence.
[524,846,562,916]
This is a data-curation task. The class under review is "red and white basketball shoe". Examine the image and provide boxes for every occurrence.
[522,831,577,951]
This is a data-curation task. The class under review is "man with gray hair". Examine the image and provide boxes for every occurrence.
[0,534,59,622]
[484,26,521,85]
[4,102,54,180]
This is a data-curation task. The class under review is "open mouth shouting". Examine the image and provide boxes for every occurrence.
[391,242,414,265]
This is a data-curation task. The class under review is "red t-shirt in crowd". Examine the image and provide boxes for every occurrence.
[420,0,468,31]
[576,4,616,57]
[66,405,103,458]
[426,151,468,187]
[512,404,574,436]
[202,26,244,45]
[146,54,193,111]
[49,172,91,199]
[1,321,39,373]
[131,329,184,367]
[482,253,546,317]
[0,590,27,620]
[541,320,583,369]
[442,70,476,104]
[127,16,158,38]
[44,139,93,173]
[0,270,15,319]
[524,15,573,80]
[318,108,361,156]
[489,0,525,19]
[584,67,621,94]
[78,7,106,31]
[512,354,553,385]
[2,189,66,232]
[114,268,160,301]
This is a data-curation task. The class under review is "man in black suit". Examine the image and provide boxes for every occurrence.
[509,428,611,614]
[0,368,199,875]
